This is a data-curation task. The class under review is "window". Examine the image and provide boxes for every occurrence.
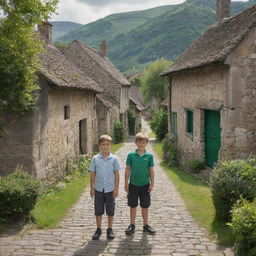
[64,105,70,120]
[186,109,193,135]
[172,112,177,136]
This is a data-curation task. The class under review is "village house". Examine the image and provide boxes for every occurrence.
[64,40,131,138]
[128,85,145,135]
[0,22,102,182]
[162,0,256,167]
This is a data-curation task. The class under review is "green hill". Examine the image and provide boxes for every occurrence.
[59,5,178,48]
[56,0,256,73]
[51,21,82,42]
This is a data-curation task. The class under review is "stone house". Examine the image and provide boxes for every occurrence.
[0,23,102,182]
[64,40,131,138]
[128,86,144,135]
[162,1,256,167]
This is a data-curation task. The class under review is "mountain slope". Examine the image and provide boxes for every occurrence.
[108,3,215,72]
[58,5,179,48]
[56,0,256,73]
[51,21,82,42]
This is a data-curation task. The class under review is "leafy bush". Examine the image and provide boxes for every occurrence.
[162,134,178,167]
[74,155,91,175]
[150,109,168,141]
[0,170,41,216]
[185,159,205,173]
[113,120,124,143]
[211,158,256,222]
[229,199,256,256]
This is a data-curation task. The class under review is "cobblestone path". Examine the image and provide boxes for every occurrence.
[0,127,233,256]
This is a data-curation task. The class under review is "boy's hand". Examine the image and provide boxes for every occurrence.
[148,184,154,193]
[112,188,118,198]
[125,183,129,193]
[90,188,95,198]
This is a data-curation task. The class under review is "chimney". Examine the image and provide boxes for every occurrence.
[216,0,231,22]
[38,21,52,44]
[98,40,107,57]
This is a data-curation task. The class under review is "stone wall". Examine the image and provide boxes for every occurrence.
[169,28,256,165]
[220,27,256,160]
[129,101,142,135]
[33,83,97,182]
[0,79,98,182]
[171,65,227,165]
[96,97,119,138]
[0,111,35,176]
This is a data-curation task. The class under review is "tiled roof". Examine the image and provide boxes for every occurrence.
[39,44,102,92]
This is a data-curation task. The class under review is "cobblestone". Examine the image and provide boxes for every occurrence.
[0,120,233,256]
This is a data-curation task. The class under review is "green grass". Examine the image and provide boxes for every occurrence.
[148,131,156,139]
[152,142,234,246]
[31,173,89,228]
[112,143,124,153]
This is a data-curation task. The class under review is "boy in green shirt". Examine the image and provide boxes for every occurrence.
[124,132,156,235]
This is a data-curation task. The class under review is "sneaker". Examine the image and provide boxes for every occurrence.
[143,225,156,235]
[92,228,102,240]
[107,228,115,239]
[125,224,135,235]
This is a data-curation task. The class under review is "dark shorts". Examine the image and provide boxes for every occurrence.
[94,189,115,216]
[127,183,151,208]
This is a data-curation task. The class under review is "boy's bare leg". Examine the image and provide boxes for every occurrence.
[108,216,113,228]
[96,215,102,228]
[130,207,137,224]
[141,207,148,225]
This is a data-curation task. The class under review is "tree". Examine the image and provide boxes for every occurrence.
[140,58,172,104]
[54,41,68,53]
[0,0,58,113]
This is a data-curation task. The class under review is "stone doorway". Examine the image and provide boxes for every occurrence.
[79,119,87,154]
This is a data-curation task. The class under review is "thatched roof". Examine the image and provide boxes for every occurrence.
[129,86,145,111]
[39,44,102,92]
[162,4,256,76]
[68,40,130,87]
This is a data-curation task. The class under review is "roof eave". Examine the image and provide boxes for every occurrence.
[161,60,227,77]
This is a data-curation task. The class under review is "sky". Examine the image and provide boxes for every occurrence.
[50,0,248,25]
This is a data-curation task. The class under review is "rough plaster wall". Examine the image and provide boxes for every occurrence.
[36,88,97,182]
[0,112,34,176]
[222,28,256,159]
[171,65,227,165]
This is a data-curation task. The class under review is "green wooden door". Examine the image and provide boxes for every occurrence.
[205,110,221,168]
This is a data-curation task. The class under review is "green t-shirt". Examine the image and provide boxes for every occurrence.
[126,150,154,186]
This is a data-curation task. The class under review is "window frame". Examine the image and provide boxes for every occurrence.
[64,105,70,120]
[171,111,177,136]
[185,108,193,136]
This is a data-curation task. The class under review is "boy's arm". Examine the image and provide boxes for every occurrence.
[90,172,96,198]
[112,171,120,198]
[125,165,130,193]
[148,167,154,192]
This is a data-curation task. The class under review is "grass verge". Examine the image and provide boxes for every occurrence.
[148,131,156,139]
[30,173,89,229]
[152,142,234,246]
[112,143,124,153]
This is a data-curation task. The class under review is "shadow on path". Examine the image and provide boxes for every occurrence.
[115,233,152,255]
[73,239,110,256]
